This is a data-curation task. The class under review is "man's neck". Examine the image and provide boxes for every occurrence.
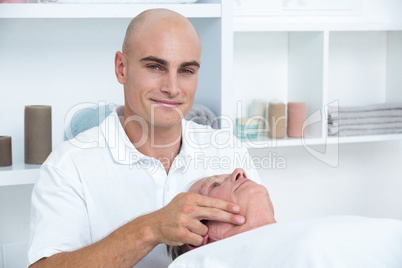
[120,115,182,174]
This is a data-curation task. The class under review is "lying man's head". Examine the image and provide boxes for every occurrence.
[168,168,276,259]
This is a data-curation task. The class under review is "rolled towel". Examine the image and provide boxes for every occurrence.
[65,103,118,140]
[287,102,306,138]
[25,105,52,164]
[0,136,12,167]
[249,99,267,132]
[268,101,286,139]
[185,103,218,129]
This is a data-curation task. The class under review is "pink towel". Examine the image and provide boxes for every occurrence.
[287,102,306,138]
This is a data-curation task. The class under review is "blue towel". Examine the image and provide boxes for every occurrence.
[65,104,119,140]
[65,103,218,140]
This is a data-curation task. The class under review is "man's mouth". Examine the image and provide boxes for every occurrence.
[235,179,252,191]
[151,99,182,109]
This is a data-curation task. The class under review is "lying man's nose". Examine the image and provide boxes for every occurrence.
[231,168,247,181]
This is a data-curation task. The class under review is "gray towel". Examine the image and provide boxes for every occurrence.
[329,128,402,136]
[328,109,402,120]
[327,103,402,136]
[328,103,402,114]
[328,116,402,125]
[328,103,402,120]
[328,122,402,135]
[185,103,218,129]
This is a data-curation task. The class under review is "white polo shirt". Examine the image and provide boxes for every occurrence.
[28,109,260,268]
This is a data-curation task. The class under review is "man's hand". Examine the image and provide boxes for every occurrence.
[149,192,245,247]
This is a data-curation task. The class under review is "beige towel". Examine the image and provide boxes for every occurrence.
[268,102,286,139]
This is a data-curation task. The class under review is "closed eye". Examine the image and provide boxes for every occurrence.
[210,182,220,191]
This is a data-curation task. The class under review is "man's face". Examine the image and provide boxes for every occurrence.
[188,168,276,243]
[123,17,201,128]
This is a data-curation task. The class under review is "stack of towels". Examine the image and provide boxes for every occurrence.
[328,103,402,136]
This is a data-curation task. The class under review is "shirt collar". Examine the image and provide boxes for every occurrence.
[100,108,146,165]
[100,110,204,165]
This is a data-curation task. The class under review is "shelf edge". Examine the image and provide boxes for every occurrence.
[0,3,222,18]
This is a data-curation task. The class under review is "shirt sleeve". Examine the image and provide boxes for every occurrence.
[28,163,91,265]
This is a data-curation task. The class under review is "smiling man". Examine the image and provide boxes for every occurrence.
[28,8,260,268]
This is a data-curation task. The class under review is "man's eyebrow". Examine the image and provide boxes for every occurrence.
[199,176,214,194]
[140,56,168,66]
[180,60,200,68]
[140,56,200,69]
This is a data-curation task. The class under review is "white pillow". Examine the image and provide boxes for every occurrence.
[169,215,402,268]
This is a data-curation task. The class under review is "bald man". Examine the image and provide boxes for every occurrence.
[28,9,260,268]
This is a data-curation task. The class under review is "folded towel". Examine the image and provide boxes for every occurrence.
[328,103,402,114]
[328,109,402,120]
[328,128,402,137]
[328,116,402,125]
[185,103,218,129]
[328,122,402,135]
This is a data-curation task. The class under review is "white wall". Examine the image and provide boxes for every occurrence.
[250,141,402,222]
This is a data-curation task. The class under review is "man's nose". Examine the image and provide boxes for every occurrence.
[231,168,247,182]
[161,72,180,97]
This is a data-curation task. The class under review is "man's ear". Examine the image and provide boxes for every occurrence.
[115,51,127,84]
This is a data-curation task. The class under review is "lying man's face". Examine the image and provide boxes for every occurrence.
[188,168,276,244]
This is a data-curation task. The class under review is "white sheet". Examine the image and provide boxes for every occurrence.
[169,215,402,268]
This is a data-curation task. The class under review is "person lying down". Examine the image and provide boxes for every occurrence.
[167,169,402,268]
[167,168,277,259]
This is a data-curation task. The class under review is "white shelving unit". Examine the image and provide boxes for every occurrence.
[1,1,402,266]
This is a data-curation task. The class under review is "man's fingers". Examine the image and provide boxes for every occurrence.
[183,194,245,225]
[187,218,208,237]
[203,208,246,225]
[193,194,241,214]
[185,232,204,247]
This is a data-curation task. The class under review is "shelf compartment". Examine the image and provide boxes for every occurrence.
[326,30,402,139]
[328,31,388,106]
[0,3,221,18]
[229,31,325,142]
[328,31,402,106]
